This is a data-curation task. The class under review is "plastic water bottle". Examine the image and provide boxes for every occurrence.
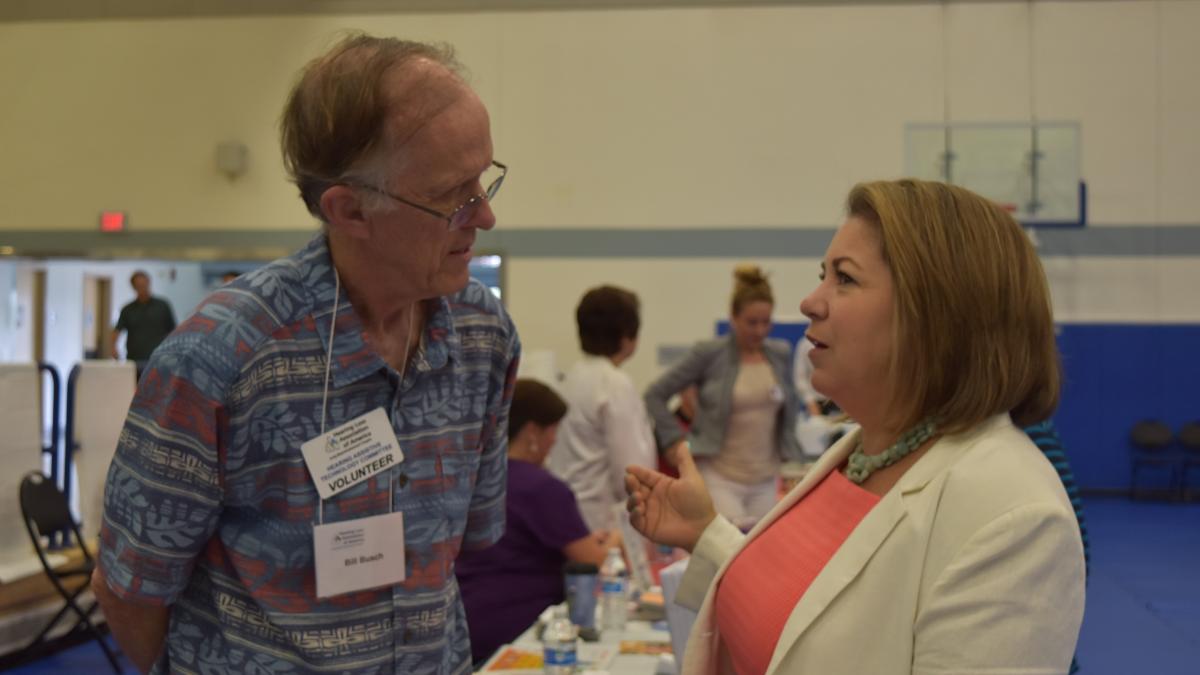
[600,546,628,632]
[543,605,577,675]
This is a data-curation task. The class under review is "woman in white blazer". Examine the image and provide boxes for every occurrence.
[626,179,1086,675]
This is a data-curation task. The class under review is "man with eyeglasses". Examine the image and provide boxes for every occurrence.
[93,34,519,675]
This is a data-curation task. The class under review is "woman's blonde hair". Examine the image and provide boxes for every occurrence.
[847,179,1060,434]
[731,264,773,316]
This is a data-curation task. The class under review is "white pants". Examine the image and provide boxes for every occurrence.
[698,462,779,531]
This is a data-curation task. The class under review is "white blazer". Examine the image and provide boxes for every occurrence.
[675,414,1086,675]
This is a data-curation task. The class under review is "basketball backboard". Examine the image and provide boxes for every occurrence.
[906,122,1085,227]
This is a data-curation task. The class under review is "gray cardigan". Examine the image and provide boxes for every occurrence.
[644,335,801,462]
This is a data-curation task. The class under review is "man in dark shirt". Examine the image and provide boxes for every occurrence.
[111,270,176,365]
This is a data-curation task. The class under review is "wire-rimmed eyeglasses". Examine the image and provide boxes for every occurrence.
[347,161,507,230]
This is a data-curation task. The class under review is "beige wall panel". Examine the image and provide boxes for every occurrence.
[1032,1,1157,225]
[495,5,944,228]
[0,15,502,231]
[944,1,1032,122]
[1157,0,1200,223]
[1,5,944,231]
[1,2,1196,231]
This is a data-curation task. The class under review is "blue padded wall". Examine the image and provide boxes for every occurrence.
[1055,324,1200,492]
[717,320,1200,491]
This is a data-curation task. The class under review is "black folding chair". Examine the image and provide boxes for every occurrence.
[1129,420,1178,501]
[18,471,122,673]
[1179,421,1200,502]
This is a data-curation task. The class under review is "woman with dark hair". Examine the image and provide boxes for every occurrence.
[456,379,618,665]
[547,285,657,531]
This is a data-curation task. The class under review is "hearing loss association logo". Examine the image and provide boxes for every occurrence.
[326,435,344,454]
[332,528,367,550]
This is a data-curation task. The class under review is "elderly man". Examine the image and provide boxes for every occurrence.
[93,34,519,674]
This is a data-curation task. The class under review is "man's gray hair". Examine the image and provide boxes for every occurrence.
[279,32,464,221]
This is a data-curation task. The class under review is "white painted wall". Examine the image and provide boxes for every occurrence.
[1,1,1198,388]
[1,2,1197,231]
[0,264,23,362]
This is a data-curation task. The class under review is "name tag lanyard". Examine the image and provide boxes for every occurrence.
[315,270,414,525]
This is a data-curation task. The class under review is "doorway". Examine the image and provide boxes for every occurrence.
[81,275,112,360]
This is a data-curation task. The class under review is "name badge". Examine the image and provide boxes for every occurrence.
[301,407,403,500]
[313,511,406,598]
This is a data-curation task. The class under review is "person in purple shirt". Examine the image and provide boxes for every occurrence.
[456,379,620,664]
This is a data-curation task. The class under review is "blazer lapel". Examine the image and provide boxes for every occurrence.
[764,482,908,674]
[685,419,1007,675]
[761,417,1005,674]
[683,432,858,675]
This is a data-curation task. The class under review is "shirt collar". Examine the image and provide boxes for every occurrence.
[305,234,462,388]
[420,295,461,374]
[581,353,618,370]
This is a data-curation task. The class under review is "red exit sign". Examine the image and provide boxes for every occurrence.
[99,211,127,232]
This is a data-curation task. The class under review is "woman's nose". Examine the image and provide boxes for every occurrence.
[800,288,825,321]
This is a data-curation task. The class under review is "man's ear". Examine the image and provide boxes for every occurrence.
[320,185,372,240]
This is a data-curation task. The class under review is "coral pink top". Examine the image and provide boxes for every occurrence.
[714,469,881,675]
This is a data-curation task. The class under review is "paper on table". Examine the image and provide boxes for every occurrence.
[484,643,616,672]
[619,640,673,655]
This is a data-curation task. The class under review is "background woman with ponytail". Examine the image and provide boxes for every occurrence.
[644,265,801,530]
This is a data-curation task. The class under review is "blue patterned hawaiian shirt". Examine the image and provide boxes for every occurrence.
[98,235,519,674]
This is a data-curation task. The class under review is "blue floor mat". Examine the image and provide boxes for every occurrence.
[1074,498,1200,674]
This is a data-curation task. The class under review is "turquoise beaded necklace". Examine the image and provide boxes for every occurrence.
[844,418,938,484]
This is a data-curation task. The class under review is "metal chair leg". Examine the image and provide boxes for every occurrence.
[24,579,89,647]
[79,613,123,674]
[67,598,124,673]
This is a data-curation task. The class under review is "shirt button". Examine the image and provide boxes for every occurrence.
[398,473,409,488]
[403,629,414,642]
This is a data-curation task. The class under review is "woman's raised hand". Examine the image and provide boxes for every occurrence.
[624,441,717,552]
